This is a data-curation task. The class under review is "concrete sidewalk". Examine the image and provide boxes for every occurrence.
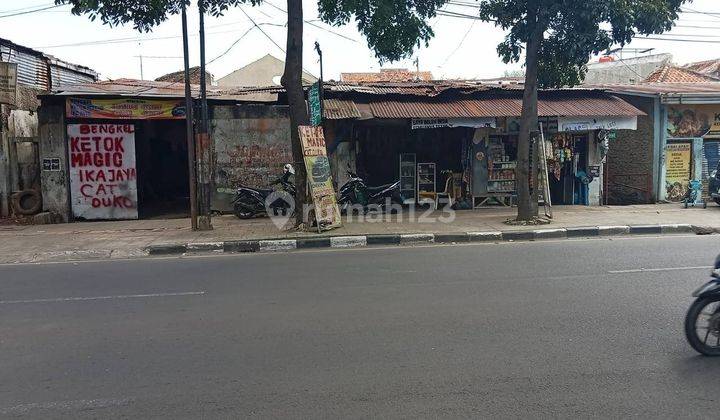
[2,204,718,263]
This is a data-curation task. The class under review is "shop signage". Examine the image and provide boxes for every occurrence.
[66,98,186,120]
[0,62,17,106]
[667,105,720,138]
[664,142,692,202]
[67,123,138,220]
[558,116,637,132]
[411,118,497,129]
[308,82,322,126]
[42,157,61,171]
[298,125,341,232]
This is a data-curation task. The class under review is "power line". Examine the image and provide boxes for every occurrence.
[207,26,257,64]
[440,20,476,66]
[262,0,358,42]
[680,7,720,19]
[0,3,63,18]
[640,36,720,44]
[0,2,54,14]
[238,6,285,53]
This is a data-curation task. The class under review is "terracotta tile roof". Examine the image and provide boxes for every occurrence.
[684,59,720,77]
[341,69,433,83]
[155,67,214,85]
[644,65,720,83]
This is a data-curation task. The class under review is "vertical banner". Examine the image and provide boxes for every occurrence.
[664,142,692,202]
[308,82,322,126]
[67,124,138,219]
[298,126,341,232]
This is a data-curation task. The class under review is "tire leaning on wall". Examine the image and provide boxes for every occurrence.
[10,190,42,216]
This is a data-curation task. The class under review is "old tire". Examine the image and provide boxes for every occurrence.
[11,190,42,215]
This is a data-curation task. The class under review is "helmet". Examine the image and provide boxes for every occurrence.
[284,164,296,175]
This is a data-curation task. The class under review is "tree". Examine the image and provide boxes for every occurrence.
[58,0,447,227]
[477,0,686,220]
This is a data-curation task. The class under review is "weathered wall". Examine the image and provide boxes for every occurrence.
[583,54,671,85]
[38,104,70,221]
[0,86,43,216]
[606,95,656,204]
[210,104,292,211]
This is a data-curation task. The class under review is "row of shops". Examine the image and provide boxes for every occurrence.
[35,79,648,221]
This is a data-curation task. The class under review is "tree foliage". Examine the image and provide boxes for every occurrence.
[317,0,447,62]
[478,0,686,87]
[56,0,262,31]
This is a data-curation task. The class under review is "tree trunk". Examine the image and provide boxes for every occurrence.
[516,20,543,221]
[282,0,309,226]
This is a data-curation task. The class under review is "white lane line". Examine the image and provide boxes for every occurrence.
[608,266,712,274]
[0,291,205,305]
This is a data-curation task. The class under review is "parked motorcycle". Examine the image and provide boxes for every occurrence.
[684,254,720,356]
[232,164,296,219]
[337,170,403,213]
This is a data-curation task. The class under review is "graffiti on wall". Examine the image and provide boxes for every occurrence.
[224,142,293,188]
[68,124,138,219]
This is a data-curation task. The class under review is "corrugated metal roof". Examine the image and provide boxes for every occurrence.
[590,82,720,96]
[368,94,644,118]
[323,99,361,119]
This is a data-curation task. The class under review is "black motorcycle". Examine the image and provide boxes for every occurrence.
[337,171,403,213]
[685,255,720,356]
[232,164,296,219]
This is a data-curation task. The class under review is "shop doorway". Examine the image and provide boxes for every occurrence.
[548,133,589,205]
[134,120,190,218]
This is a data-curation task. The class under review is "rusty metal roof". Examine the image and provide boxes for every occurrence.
[368,94,644,118]
[323,99,361,119]
[589,82,720,96]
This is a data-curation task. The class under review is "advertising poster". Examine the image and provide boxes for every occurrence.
[67,124,138,219]
[298,125,341,232]
[664,142,692,202]
[66,98,186,120]
[0,62,17,106]
[667,105,720,138]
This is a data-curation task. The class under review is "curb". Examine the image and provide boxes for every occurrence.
[145,223,707,257]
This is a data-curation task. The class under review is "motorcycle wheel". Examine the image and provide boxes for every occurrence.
[685,296,720,356]
[233,203,255,219]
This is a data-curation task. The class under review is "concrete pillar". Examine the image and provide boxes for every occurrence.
[38,104,70,221]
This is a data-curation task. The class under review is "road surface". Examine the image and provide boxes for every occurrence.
[1,235,719,418]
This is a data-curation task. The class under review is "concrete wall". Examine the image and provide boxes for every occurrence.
[38,104,70,221]
[0,85,42,217]
[606,95,656,204]
[584,54,671,85]
[216,54,317,87]
[209,104,292,212]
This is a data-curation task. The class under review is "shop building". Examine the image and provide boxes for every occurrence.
[36,79,645,222]
[597,77,720,204]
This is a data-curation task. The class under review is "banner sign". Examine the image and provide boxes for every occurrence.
[0,62,17,106]
[298,125,341,232]
[309,82,322,126]
[664,142,692,202]
[667,105,720,138]
[558,116,637,132]
[66,98,186,120]
[411,118,497,129]
[68,124,138,219]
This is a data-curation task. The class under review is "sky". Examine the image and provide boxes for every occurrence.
[1,0,720,83]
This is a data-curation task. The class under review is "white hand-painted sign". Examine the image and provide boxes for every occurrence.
[67,124,138,220]
[558,116,637,132]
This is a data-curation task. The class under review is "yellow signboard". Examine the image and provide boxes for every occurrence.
[298,126,341,232]
[665,142,692,202]
[66,98,186,120]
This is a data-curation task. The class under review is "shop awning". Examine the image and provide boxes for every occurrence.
[364,94,644,119]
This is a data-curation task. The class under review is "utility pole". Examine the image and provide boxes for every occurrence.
[197,0,213,230]
[314,41,323,124]
[138,42,144,80]
[181,3,198,230]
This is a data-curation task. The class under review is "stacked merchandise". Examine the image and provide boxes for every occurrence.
[487,138,516,193]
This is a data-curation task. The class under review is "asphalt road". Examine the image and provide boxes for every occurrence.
[1,235,720,419]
